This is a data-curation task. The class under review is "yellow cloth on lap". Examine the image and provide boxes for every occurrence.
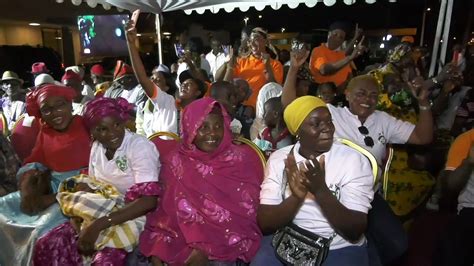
[57,174,145,252]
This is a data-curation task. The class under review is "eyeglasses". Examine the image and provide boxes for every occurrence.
[358,126,374,147]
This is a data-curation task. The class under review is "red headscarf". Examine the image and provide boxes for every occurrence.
[140,98,263,264]
[61,69,82,83]
[90,64,105,76]
[113,60,134,81]
[26,84,77,118]
[83,97,133,131]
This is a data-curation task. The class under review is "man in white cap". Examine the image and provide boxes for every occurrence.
[1,71,28,130]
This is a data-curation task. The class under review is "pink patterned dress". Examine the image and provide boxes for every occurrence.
[140,98,263,265]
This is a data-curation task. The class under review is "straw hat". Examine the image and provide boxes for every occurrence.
[1,71,24,85]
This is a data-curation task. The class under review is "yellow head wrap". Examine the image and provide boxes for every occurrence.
[284,96,327,135]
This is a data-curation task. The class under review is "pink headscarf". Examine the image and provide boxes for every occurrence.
[140,98,263,264]
[26,84,77,118]
[82,97,133,131]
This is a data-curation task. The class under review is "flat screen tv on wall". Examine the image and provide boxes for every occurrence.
[77,14,129,57]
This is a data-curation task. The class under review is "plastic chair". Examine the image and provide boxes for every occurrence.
[10,115,40,161]
[338,138,379,187]
[234,136,266,171]
[0,112,8,135]
[148,131,180,158]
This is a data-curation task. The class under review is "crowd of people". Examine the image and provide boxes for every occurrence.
[0,16,473,266]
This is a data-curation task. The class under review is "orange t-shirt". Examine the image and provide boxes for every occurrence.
[445,129,474,170]
[234,55,283,108]
[309,43,352,86]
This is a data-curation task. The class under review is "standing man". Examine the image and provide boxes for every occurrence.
[216,27,284,109]
[205,38,227,81]
[310,22,364,93]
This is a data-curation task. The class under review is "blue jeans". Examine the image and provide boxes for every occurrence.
[366,193,408,266]
[251,235,369,266]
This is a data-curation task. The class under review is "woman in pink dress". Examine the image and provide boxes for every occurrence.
[140,97,263,265]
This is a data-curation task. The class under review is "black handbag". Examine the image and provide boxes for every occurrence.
[272,223,332,266]
[272,145,333,265]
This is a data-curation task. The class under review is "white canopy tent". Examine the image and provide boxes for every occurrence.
[88,0,394,13]
[69,0,450,75]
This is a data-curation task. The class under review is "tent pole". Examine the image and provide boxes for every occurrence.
[439,0,454,72]
[155,14,163,65]
[429,0,447,77]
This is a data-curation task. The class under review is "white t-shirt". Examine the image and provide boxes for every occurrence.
[205,51,227,80]
[72,95,93,116]
[89,130,160,195]
[328,104,415,165]
[260,142,374,250]
[138,85,178,137]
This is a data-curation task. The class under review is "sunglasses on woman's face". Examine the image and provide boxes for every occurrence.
[358,126,374,147]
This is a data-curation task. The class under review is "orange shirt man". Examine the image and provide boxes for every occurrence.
[216,27,283,109]
[233,54,283,107]
[309,22,364,89]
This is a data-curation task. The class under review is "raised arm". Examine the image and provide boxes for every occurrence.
[345,28,363,56]
[407,77,434,145]
[281,49,310,108]
[314,37,365,76]
[125,20,155,99]
[215,46,235,82]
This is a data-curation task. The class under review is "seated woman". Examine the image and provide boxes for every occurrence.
[34,97,161,265]
[140,98,263,265]
[253,96,374,266]
[0,84,91,265]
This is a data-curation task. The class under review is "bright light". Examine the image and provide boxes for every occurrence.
[382,37,386,41]
[115,28,122,37]
[281,28,286,32]
[55,37,62,40]
[84,48,91,54]
[379,43,385,49]
[163,32,172,36]
[258,15,262,19]
[29,23,40,26]
[453,37,456,40]
[243,17,249,23]
[440,39,443,43]
[386,34,392,41]
[136,33,142,37]
[426,7,431,11]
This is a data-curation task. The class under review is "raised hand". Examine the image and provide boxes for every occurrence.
[409,76,429,105]
[290,48,310,69]
[124,20,138,44]
[351,36,366,59]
